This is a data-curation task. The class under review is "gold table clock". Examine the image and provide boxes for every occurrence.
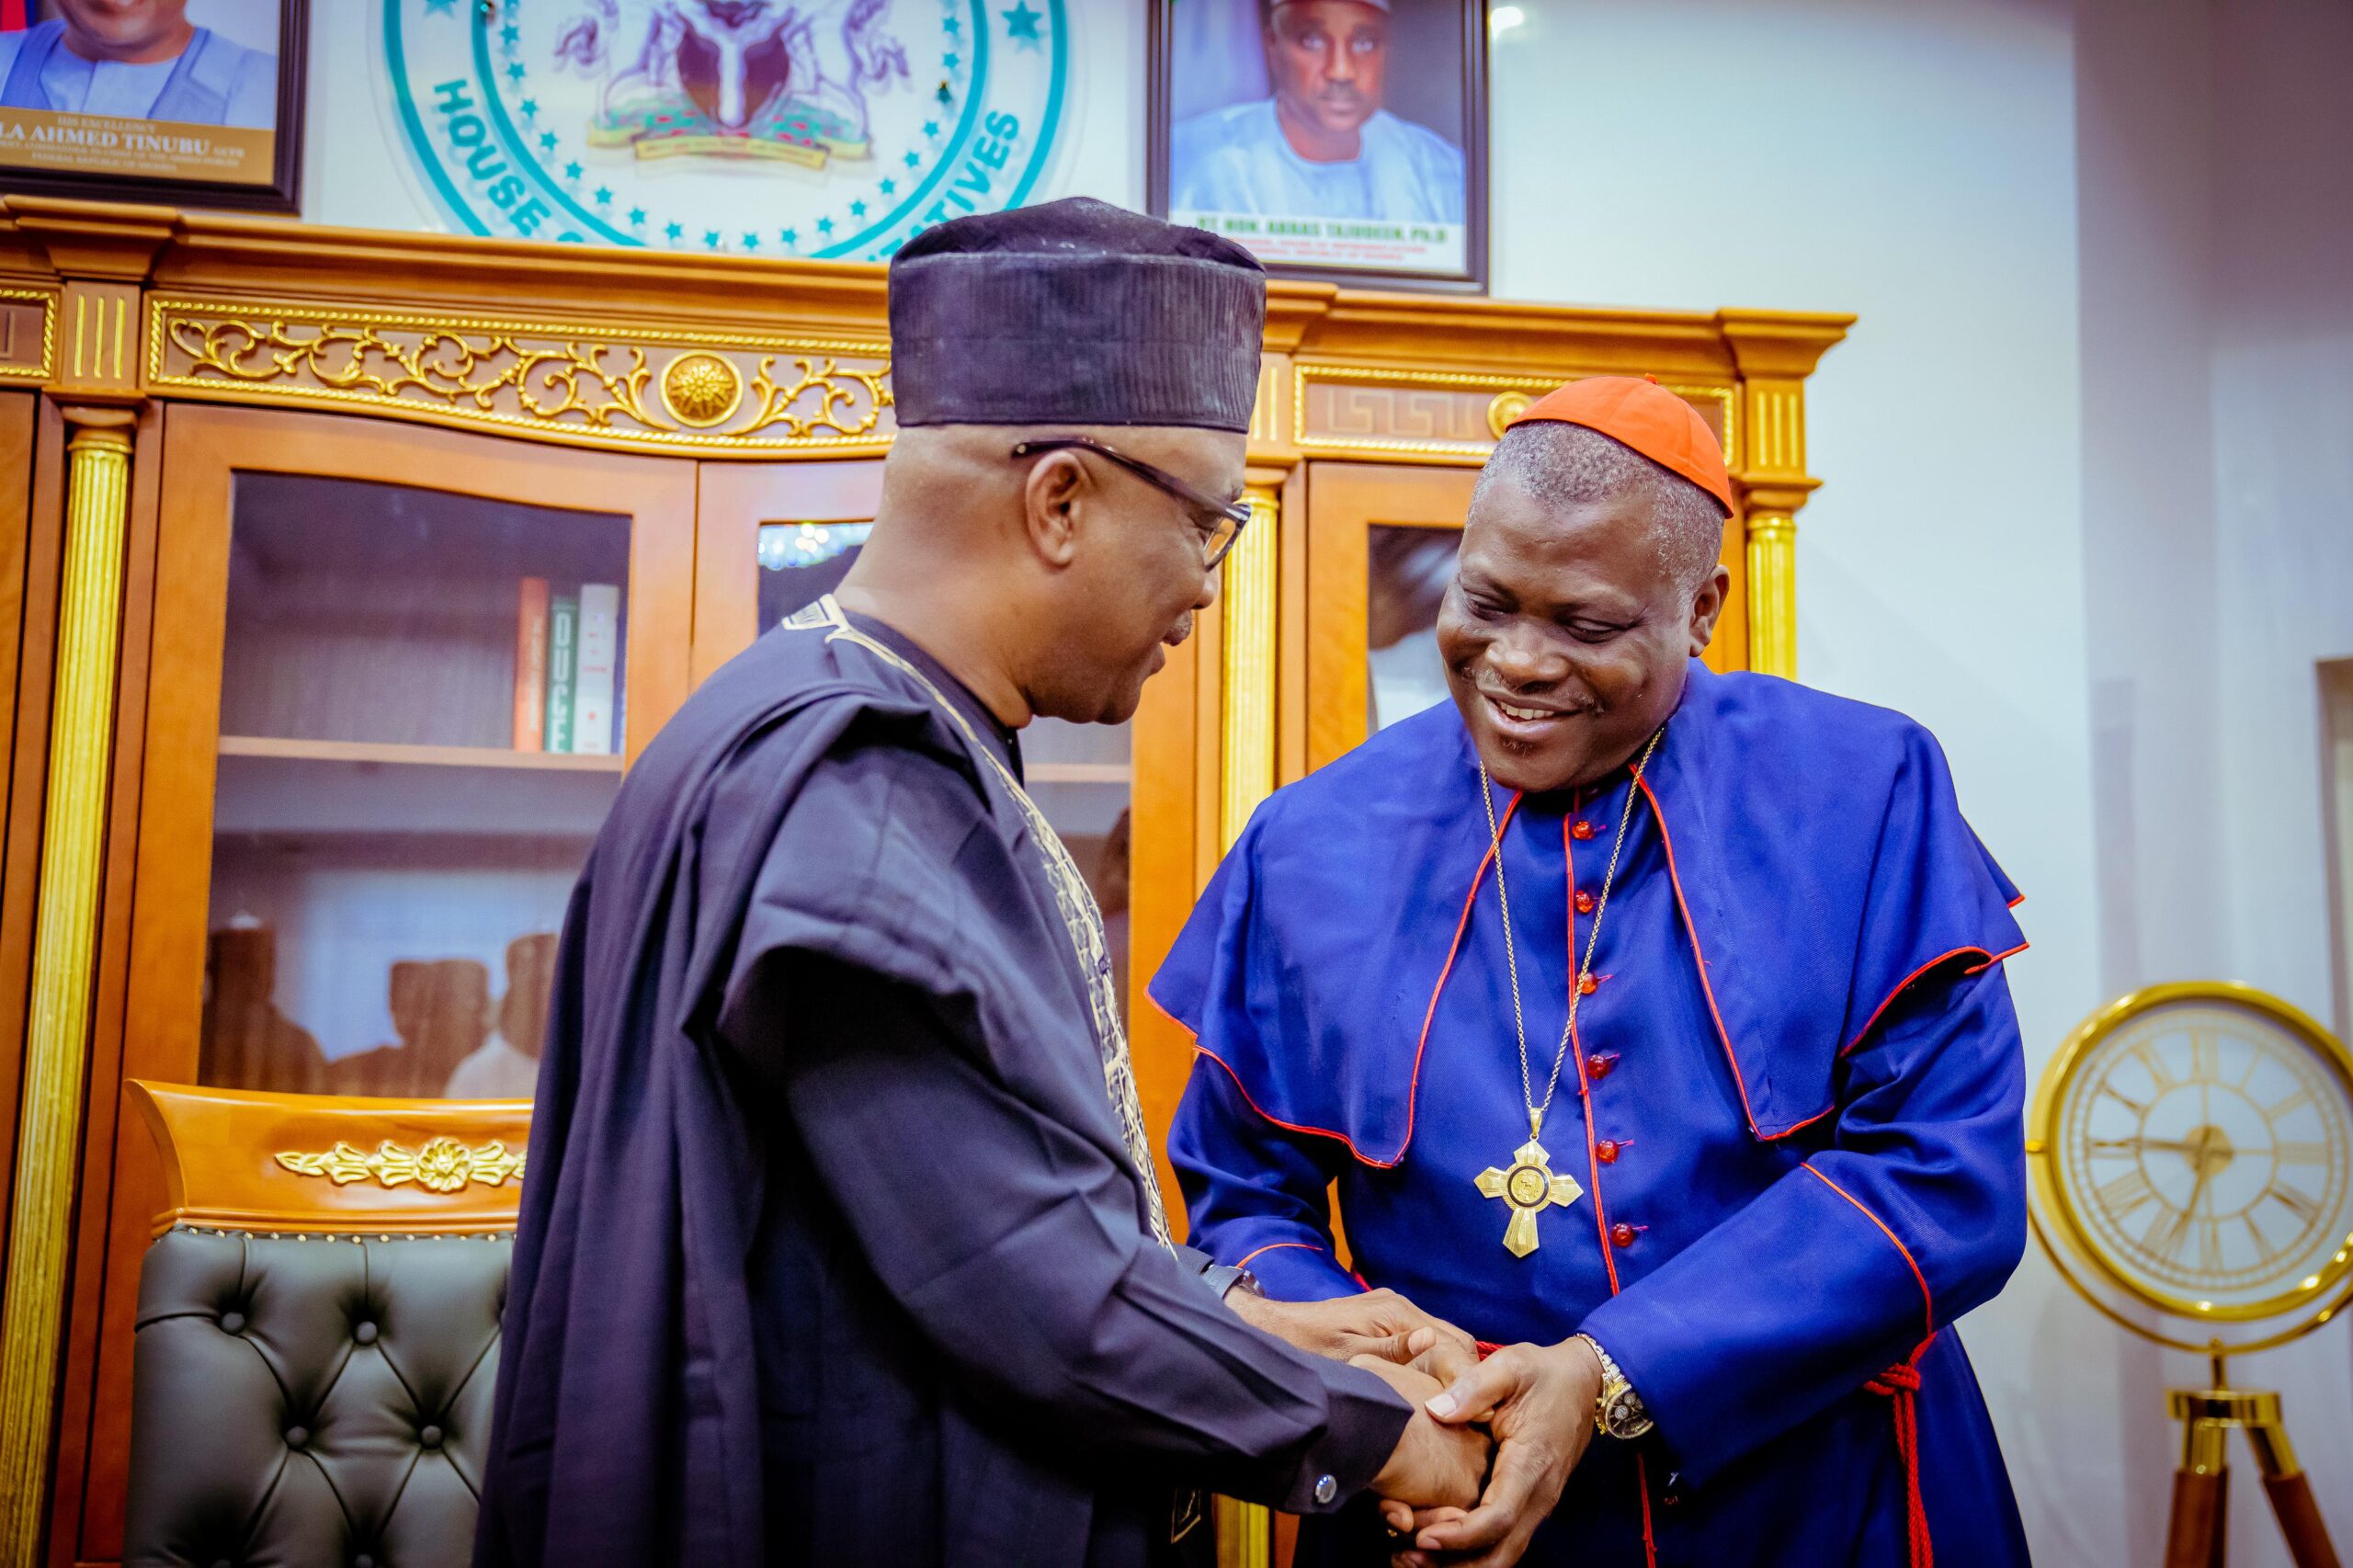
[2030,983,2353,1568]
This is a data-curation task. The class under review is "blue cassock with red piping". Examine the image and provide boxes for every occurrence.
[1151,662,2034,1568]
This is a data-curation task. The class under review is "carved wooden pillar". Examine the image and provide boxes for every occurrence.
[0,249,153,1562]
[1719,311,1847,680]
[0,404,135,1562]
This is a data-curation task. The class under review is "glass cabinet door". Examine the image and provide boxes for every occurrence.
[1303,462,1479,772]
[126,406,698,1100]
[203,474,635,1099]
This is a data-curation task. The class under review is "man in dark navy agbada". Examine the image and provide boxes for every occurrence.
[474,199,1488,1568]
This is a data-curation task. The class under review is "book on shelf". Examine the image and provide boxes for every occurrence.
[545,592,578,754]
[572,583,620,756]
[512,577,549,751]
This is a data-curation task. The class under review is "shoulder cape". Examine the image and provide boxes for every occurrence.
[1149,662,2025,1165]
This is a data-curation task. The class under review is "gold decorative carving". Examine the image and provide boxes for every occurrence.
[1249,359,1281,444]
[1296,363,1737,467]
[660,350,744,427]
[0,418,134,1557]
[275,1136,529,1193]
[739,354,892,438]
[0,286,58,381]
[67,288,136,389]
[1486,390,1533,438]
[1746,383,1805,474]
[165,314,675,429]
[146,296,893,456]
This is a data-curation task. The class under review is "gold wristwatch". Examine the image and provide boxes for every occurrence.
[1574,1334,1653,1439]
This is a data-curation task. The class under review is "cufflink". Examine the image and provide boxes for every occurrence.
[1313,1473,1338,1506]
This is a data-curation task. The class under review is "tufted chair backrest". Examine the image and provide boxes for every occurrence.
[119,1082,530,1568]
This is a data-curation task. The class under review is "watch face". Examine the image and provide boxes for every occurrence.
[2043,991,2353,1320]
[1602,1387,1651,1438]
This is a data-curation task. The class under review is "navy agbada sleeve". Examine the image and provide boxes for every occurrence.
[1576,963,2029,1485]
[714,737,1411,1514]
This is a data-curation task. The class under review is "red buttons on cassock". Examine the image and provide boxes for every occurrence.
[1596,1140,1620,1165]
[1578,974,1599,996]
[1610,1222,1638,1248]
[1586,1053,1616,1080]
[1574,890,1596,915]
[1571,820,1597,841]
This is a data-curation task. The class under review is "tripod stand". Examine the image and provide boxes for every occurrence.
[2164,1355,2342,1568]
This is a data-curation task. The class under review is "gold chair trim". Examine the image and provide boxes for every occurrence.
[275,1136,528,1193]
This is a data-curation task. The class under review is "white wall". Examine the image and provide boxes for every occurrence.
[1489,4,2118,1551]
[2069,0,2225,1557]
[2075,1,2353,1562]
[2201,12,2353,1556]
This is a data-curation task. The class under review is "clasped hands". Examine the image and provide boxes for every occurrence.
[1231,1290,1607,1568]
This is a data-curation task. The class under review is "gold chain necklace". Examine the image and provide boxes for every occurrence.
[1472,724,1664,1257]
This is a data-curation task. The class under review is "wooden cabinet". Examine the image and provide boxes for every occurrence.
[0,198,1846,1566]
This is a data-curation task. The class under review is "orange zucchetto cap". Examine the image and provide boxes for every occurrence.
[1506,375,1734,517]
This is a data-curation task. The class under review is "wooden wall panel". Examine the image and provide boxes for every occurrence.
[1129,629,1201,1234]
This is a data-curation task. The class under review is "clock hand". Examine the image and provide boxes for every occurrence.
[2094,1131,2254,1170]
[2093,1136,2205,1155]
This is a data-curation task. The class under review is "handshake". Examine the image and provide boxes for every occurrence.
[1229,1290,1610,1568]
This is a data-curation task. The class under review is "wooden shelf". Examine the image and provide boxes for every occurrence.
[1026,762,1131,785]
[218,736,625,772]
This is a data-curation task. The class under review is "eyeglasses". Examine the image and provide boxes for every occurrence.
[1009,436,1252,569]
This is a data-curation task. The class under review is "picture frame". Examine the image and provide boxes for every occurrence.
[0,0,308,213]
[1148,0,1489,292]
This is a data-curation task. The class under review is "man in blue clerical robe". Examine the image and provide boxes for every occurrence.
[1153,376,2033,1568]
[0,1,276,128]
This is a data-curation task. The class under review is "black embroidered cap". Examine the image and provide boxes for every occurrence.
[887,197,1267,432]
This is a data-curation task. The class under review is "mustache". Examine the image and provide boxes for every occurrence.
[1472,687,1597,716]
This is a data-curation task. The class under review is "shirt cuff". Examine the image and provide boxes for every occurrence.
[1274,1358,1414,1515]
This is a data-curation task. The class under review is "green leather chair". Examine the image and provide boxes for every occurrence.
[120,1082,529,1568]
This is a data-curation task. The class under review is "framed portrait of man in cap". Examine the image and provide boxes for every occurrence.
[1149,0,1487,290]
[0,0,305,210]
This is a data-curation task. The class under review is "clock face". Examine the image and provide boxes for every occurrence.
[2045,994,2353,1320]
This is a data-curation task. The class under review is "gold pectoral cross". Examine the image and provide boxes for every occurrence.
[1476,1136,1585,1258]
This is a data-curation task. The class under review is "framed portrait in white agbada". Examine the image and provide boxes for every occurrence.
[0,0,306,210]
[1149,0,1488,291]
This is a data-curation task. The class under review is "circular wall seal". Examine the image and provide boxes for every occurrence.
[381,0,1068,263]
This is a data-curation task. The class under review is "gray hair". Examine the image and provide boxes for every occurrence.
[1471,422,1728,593]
